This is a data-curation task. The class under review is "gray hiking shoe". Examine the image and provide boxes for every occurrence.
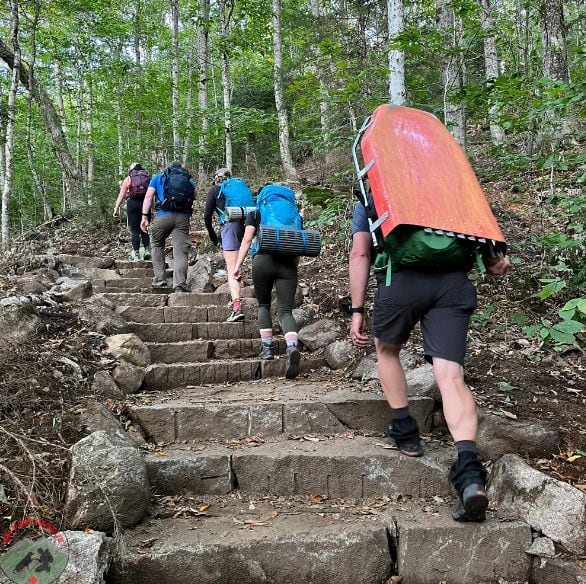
[285,345,301,379]
[152,279,167,288]
[258,344,274,360]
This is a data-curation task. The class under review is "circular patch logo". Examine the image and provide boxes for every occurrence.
[0,519,69,584]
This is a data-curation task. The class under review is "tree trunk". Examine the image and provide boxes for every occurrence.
[310,0,333,164]
[0,40,81,207]
[480,0,505,145]
[2,0,20,247]
[170,0,180,161]
[540,0,569,82]
[197,0,210,185]
[272,0,298,183]
[436,0,466,148]
[219,0,234,171]
[134,0,143,153]
[26,0,54,220]
[387,0,406,106]
[182,40,196,167]
[85,75,95,203]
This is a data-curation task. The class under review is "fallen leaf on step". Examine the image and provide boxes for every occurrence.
[198,503,210,512]
[137,538,157,549]
[303,436,321,442]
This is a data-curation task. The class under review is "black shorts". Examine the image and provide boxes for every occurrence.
[372,270,477,365]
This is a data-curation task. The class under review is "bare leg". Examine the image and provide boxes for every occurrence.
[374,338,408,408]
[223,249,241,302]
[432,357,478,442]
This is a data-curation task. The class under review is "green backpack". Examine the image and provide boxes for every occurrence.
[374,225,486,285]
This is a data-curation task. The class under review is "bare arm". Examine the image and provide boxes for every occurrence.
[233,224,257,280]
[349,231,372,347]
[113,177,130,217]
[486,254,511,276]
[140,187,156,232]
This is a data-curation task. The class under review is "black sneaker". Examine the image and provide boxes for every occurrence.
[258,344,274,360]
[387,416,424,457]
[285,346,301,379]
[226,310,245,322]
[449,452,488,522]
[173,285,189,293]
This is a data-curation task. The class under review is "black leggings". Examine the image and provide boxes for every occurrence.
[252,254,298,334]
[126,198,150,251]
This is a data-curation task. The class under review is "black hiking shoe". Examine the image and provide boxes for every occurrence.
[258,344,274,360]
[387,416,424,457]
[173,285,189,293]
[285,346,301,379]
[226,310,245,322]
[449,452,488,522]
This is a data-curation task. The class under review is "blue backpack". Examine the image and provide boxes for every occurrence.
[217,177,254,224]
[256,184,302,230]
[158,165,195,215]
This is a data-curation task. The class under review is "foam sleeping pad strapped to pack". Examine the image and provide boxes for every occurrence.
[256,226,321,257]
[224,206,257,222]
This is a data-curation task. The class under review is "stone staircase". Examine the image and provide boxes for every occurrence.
[85,258,534,583]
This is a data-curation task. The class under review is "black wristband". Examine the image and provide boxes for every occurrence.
[350,307,364,314]
[142,213,149,216]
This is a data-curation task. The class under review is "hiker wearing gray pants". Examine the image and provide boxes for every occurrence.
[140,162,196,293]
[348,202,510,522]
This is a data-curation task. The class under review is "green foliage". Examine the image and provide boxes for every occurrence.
[522,298,586,349]
[302,186,336,208]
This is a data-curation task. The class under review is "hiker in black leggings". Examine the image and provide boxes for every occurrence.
[113,163,151,261]
[233,210,301,379]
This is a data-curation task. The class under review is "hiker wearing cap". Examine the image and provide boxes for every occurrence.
[113,163,151,261]
[204,168,254,322]
[140,162,196,293]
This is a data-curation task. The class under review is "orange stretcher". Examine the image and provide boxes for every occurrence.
[352,105,506,251]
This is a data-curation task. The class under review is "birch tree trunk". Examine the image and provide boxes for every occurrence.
[85,75,95,203]
[26,0,54,220]
[387,0,406,106]
[272,0,298,183]
[310,0,332,164]
[134,0,143,153]
[2,0,20,247]
[170,0,180,160]
[219,0,233,171]
[480,0,505,145]
[436,0,466,148]
[181,40,196,166]
[197,0,210,185]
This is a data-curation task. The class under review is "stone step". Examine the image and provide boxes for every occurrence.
[93,286,171,295]
[116,301,258,324]
[143,356,325,390]
[93,292,169,307]
[145,338,287,364]
[128,321,260,342]
[108,500,532,584]
[115,259,153,269]
[56,254,115,269]
[99,277,159,289]
[144,436,453,499]
[109,507,392,584]
[129,382,434,443]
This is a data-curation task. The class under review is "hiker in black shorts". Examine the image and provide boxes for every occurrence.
[114,163,151,261]
[204,168,247,322]
[349,202,510,522]
[232,208,301,379]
